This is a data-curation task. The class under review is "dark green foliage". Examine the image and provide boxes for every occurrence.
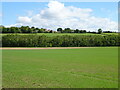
[57,28,62,33]
[1,25,116,34]
[62,28,71,33]
[1,26,46,33]
[74,29,79,33]
[2,34,120,47]
[98,28,102,34]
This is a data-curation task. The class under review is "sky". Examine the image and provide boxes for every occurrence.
[1,1,118,31]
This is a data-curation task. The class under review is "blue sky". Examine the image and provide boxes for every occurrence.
[1,1,118,31]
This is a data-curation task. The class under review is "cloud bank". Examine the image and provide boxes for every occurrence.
[11,1,118,31]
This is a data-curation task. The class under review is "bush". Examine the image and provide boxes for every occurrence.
[2,34,120,47]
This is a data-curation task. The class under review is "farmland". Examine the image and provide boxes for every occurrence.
[0,33,119,36]
[2,47,118,88]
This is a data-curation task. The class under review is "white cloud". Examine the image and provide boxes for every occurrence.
[17,16,32,24]
[11,1,118,31]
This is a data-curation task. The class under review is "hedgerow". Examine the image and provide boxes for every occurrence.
[2,34,120,47]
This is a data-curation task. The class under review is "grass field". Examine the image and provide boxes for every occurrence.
[2,47,118,88]
[0,33,118,37]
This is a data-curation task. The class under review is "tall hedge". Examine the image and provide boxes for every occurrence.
[2,34,120,47]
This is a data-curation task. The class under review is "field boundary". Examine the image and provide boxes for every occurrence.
[0,47,116,50]
[0,47,90,50]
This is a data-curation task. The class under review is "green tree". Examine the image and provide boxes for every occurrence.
[63,28,71,33]
[10,27,19,33]
[98,28,102,34]
[57,28,62,33]
[20,26,30,33]
[74,29,79,33]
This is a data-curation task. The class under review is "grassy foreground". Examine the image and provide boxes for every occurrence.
[2,47,118,88]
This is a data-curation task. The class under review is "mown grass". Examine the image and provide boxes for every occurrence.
[2,47,118,88]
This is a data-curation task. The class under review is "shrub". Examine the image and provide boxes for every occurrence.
[2,34,120,47]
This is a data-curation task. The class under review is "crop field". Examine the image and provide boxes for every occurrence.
[0,33,118,37]
[2,47,118,88]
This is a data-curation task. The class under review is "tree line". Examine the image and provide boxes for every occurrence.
[2,34,119,47]
[0,25,116,34]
